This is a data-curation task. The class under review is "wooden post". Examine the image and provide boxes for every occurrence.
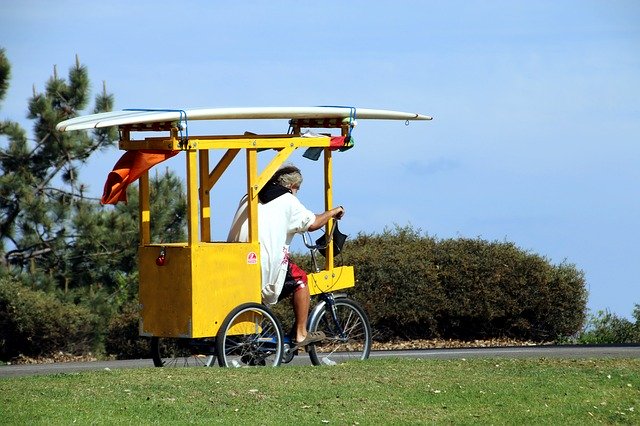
[324,148,334,270]
[139,171,150,246]
[186,150,199,245]
[199,150,211,242]
[246,148,259,243]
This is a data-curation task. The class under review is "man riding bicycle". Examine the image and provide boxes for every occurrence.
[228,165,345,347]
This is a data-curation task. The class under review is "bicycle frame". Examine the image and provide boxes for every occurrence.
[308,293,350,340]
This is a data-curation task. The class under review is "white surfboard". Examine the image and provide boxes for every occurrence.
[56,106,432,132]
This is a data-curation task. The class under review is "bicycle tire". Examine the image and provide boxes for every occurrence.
[216,303,284,367]
[308,298,372,365]
[150,337,216,367]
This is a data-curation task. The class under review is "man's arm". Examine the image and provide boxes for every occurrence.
[308,206,345,232]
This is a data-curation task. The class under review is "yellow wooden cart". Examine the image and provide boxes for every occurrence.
[57,106,430,367]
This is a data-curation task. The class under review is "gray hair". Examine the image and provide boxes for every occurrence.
[272,165,303,189]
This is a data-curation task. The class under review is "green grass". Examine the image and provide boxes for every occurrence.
[1,358,639,424]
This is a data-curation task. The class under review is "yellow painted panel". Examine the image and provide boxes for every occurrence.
[139,243,262,338]
[308,266,355,296]
[191,243,261,337]
[139,245,193,337]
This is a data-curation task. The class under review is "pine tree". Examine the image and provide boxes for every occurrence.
[1,49,188,289]
[0,50,117,288]
[1,50,188,353]
[0,48,28,258]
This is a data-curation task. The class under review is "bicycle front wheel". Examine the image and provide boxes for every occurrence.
[216,303,284,367]
[308,298,372,365]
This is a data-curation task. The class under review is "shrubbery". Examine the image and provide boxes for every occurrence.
[104,301,150,359]
[0,277,100,359]
[295,226,588,342]
[574,306,640,344]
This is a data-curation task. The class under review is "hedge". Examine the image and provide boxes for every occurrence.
[0,277,100,360]
[294,225,588,342]
[576,306,640,344]
[104,301,151,359]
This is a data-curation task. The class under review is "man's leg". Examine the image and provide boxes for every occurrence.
[292,283,311,343]
[287,262,324,345]
[286,262,311,342]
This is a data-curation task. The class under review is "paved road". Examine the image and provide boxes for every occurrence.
[1,345,638,378]
[368,345,640,360]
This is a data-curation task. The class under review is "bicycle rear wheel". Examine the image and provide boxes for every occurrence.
[308,298,372,365]
[216,303,284,367]
[150,337,216,367]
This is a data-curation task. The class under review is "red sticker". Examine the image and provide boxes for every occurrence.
[247,252,257,265]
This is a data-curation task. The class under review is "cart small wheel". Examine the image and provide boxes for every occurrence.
[150,337,217,367]
[308,298,372,366]
[216,303,284,367]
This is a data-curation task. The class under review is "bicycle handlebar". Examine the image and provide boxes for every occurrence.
[301,232,321,250]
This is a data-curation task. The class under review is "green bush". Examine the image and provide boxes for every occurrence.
[104,301,151,359]
[576,306,640,344]
[298,225,587,342]
[337,226,443,340]
[0,277,100,360]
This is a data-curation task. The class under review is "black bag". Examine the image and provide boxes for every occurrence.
[315,221,347,258]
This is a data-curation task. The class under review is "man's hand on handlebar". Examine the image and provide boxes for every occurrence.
[308,205,345,231]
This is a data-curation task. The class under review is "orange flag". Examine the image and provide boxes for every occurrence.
[101,150,179,205]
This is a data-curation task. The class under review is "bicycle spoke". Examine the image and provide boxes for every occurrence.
[150,337,217,368]
[308,298,371,365]
[217,303,283,367]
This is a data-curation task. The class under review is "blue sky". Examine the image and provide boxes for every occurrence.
[2,1,639,319]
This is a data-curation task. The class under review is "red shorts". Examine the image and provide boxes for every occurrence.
[278,262,308,301]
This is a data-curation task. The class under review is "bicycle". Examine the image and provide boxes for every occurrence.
[152,228,372,368]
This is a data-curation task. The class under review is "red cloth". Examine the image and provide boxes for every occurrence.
[101,150,179,205]
[330,136,346,150]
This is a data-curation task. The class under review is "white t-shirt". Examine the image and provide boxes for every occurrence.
[227,193,316,305]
